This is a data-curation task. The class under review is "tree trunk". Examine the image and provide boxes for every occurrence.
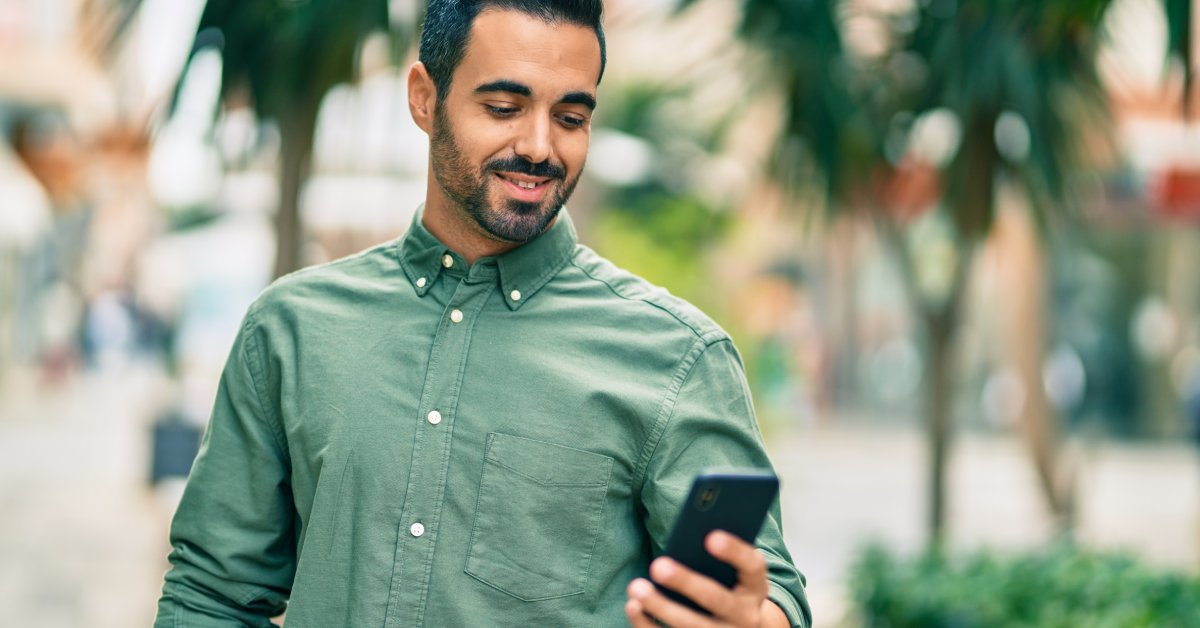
[274,101,320,279]
[870,213,968,550]
[925,310,955,551]
[871,212,973,550]
[831,212,863,409]
[922,110,996,549]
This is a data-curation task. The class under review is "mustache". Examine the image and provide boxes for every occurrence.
[485,155,566,180]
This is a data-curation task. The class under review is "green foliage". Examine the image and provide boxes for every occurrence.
[164,204,222,232]
[704,0,860,204]
[195,0,391,121]
[596,83,699,149]
[899,0,1114,238]
[721,0,1191,238]
[1164,0,1193,59]
[703,0,1153,255]
[1162,0,1194,116]
[851,543,1200,627]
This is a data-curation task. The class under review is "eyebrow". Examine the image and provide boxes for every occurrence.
[474,79,531,98]
[561,91,597,111]
[473,79,597,111]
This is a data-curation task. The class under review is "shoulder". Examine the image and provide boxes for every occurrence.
[563,245,730,346]
[246,239,402,325]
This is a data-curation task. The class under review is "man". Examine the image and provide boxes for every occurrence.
[156,1,811,626]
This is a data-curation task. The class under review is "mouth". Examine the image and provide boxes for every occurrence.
[494,172,554,201]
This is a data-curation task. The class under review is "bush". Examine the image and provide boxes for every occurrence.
[850,543,1200,627]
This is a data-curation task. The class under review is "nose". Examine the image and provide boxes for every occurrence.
[513,114,552,165]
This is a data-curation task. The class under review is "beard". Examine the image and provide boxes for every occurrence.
[430,107,580,244]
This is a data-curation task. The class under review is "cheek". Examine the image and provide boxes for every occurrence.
[558,133,590,172]
[455,115,513,161]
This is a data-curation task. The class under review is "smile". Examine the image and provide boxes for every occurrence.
[493,172,557,202]
[495,172,550,189]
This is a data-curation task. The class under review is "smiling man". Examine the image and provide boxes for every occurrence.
[155,1,810,627]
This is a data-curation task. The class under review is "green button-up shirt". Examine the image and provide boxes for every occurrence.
[156,209,811,627]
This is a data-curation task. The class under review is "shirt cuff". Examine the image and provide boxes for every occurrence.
[767,581,808,628]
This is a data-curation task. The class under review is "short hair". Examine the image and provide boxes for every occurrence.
[419,0,606,101]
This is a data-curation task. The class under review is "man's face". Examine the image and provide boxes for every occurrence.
[429,9,600,243]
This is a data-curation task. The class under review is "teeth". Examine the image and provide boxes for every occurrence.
[502,175,539,190]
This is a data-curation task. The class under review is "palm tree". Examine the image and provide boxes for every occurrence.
[185,0,420,278]
[713,0,1193,547]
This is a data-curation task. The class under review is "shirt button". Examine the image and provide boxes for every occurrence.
[510,289,521,301]
[410,522,425,537]
[427,410,442,425]
[450,309,464,323]
[416,277,427,288]
[442,254,454,268]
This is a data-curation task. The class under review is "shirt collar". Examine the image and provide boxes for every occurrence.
[397,205,577,310]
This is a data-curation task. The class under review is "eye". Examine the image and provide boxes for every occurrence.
[557,114,587,129]
[486,105,519,117]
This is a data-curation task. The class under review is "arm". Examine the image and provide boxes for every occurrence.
[630,338,811,628]
[155,313,296,627]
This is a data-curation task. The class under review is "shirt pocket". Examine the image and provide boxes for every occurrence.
[465,432,614,601]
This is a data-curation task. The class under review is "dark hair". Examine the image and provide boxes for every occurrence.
[419,0,606,101]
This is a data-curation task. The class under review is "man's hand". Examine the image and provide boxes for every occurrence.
[624,531,789,628]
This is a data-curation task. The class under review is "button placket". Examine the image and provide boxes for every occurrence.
[383,277,495,628]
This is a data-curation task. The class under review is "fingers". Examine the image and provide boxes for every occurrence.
[705,531,769,597]
[626,532,772,627]
[626,577,721,628]
[649,557,739,619]
[624,596,657,628]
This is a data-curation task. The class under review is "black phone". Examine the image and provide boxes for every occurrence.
[655,468,780,614]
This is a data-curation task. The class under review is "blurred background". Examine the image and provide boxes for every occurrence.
[2,0,1200,625]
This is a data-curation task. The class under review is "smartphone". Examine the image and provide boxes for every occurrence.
[655,468,780,614]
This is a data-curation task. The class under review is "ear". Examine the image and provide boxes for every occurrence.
[408,62,436,134]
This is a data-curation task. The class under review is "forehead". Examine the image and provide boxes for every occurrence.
[453,9,602,97]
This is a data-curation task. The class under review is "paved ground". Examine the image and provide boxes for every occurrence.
[0,366,171,628]
[2,367,1197,627]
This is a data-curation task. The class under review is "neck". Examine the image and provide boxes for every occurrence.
[421,178,557,265]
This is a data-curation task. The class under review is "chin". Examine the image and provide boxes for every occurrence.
[478,199,560,243]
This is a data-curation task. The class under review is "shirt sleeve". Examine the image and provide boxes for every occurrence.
[639,338,812,628]
[155,312,295,627]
